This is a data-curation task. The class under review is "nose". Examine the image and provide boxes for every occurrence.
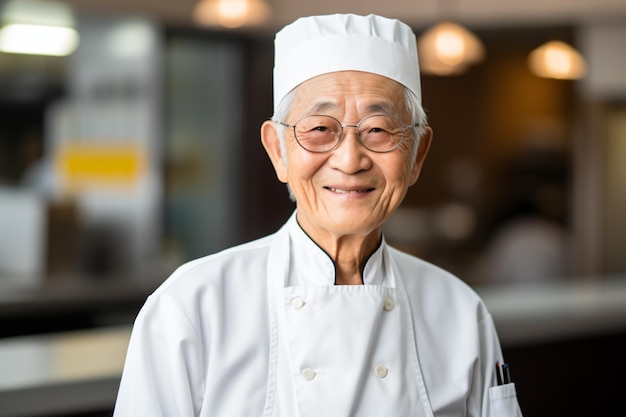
[328,126,372,174]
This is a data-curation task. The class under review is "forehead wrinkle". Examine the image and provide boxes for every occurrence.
[301,100,398,118]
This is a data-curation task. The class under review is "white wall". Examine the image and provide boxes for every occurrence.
[581,22,626,100]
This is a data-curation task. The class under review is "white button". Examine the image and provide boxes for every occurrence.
[291,297,305,310]
[383,297,395,311]
[375,365,389,378]
[301,368,316,381]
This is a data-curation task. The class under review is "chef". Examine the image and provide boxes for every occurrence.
[113,13,523,417]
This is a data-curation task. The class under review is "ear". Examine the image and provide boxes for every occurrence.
[409,126,433,186]
[261,120,288,183]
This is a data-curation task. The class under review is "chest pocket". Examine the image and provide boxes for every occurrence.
[488,383,523,417]
[279,285,427,417]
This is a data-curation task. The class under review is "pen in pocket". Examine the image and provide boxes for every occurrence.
[495,361,512,386]
[495,361,503,386]
[503,363,511,384]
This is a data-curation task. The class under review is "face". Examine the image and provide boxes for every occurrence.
[262,71,432,243]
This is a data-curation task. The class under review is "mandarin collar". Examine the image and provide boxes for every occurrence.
[286,212,387,286]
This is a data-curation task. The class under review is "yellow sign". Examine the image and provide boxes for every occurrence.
[55,142,145,192]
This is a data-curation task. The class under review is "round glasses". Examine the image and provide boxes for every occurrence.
[276,114,418,153]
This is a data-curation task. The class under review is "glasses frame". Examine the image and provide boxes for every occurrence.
[275,114,420,153]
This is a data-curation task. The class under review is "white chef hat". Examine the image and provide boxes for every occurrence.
[273,13,421,112]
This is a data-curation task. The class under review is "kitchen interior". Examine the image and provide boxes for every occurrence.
[0,0,625,415]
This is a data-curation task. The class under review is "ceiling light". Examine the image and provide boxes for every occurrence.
[0,23,78,56]
[193,0,270,29]
[528,40,586,80]
[0,0,79,56]
[418,22,485,76]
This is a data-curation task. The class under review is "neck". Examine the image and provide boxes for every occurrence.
[297,218,382,285]
[328,234,381,285]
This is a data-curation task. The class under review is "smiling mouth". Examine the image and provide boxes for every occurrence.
[325,187,375,194]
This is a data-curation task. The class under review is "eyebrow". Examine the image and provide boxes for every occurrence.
[365,102,396,115]
[305,101,336,114]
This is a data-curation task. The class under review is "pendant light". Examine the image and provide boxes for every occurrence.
[417,0,485,76]
[528,40,586,80]
[193,0,270,29]
[418,21,485,75]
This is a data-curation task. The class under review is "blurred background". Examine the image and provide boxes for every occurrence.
[0,0,625,416]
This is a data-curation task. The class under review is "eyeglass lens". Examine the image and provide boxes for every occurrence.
[293,115,406,153]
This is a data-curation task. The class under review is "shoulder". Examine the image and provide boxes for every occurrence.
[157,234,274,292]
[142,233,277,322]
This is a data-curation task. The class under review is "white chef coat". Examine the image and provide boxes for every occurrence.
[114,212,522,417]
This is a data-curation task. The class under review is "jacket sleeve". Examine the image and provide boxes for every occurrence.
[113,294,205,416]
[475,314,523,417]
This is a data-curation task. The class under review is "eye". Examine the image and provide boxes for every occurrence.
[298,116,338,135]
[360,115,403,136]
[312,125,330,132]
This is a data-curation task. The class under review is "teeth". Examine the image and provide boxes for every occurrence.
[328,187,369,194]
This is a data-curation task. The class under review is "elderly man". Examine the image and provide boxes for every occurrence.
[114,14,522,417]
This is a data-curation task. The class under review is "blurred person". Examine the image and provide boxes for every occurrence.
[479,186,570,283]
[478,136,570,284]
[114,14,522,417]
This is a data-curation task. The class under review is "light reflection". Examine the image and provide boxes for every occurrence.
[107,21,156,59]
